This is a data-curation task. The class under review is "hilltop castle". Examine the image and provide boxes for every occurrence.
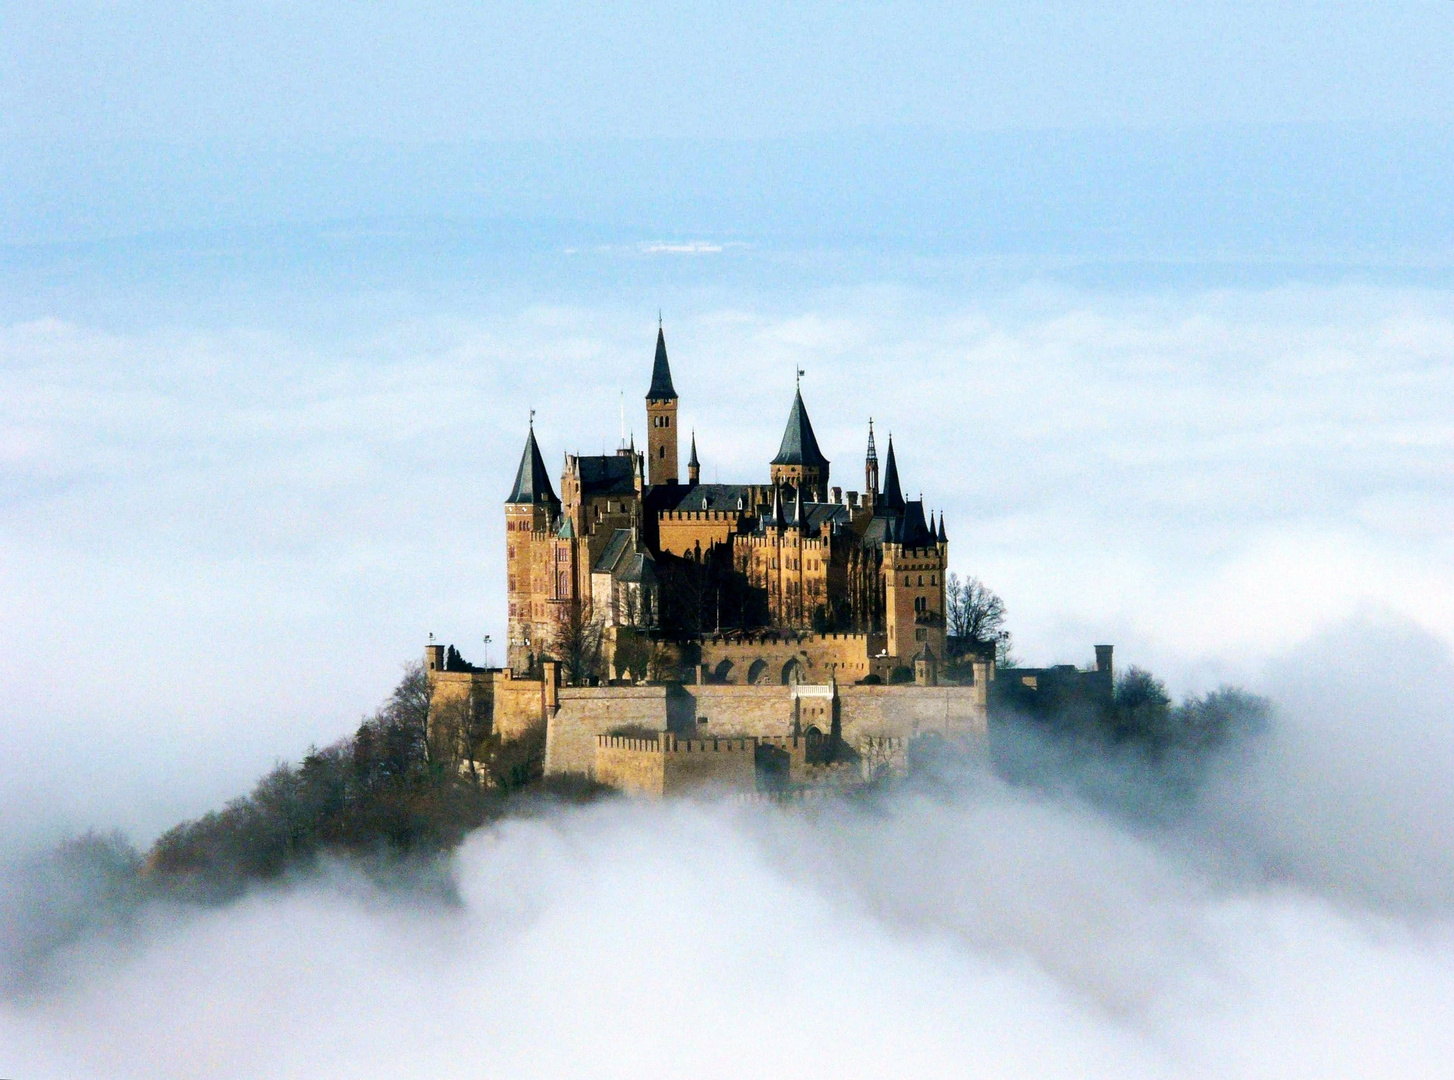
[428,324,1111,796]
[505,325,949,686]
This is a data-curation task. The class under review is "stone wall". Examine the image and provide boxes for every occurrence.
[427,668,547,746]
[661,735,758,793]
[838,684,987,746]
[593,735,668,795]
[542,679,989,781]
[699,631,878,685]
[546,686,669,775]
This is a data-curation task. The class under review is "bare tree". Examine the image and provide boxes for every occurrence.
[946,573,1014,665]
[551,599,603,686]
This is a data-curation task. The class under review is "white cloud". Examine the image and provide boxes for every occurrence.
[2,283,1452,839]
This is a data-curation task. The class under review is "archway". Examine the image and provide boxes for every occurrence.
[713,659,735,684]
[781,658,806,686]
[747,659,769,685]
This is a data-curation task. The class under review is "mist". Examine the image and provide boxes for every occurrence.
[3,617,1451,1078]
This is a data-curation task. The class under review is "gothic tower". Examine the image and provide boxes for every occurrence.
[646,325,679,486]
[770,383,830,501]
[865,418,879,508]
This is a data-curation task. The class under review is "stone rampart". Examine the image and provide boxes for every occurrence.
[593,734,758,796]
[837,684,987,746]
[699,632,879,685]
[546,686,670,776]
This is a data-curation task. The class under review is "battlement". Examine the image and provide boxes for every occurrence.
[595,734,759,755]
[703,630,868,647]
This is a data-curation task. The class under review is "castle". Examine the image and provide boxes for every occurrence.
[428,324,1112,796]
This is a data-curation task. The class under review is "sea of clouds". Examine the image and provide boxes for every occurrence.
[2,616,1452,1078]
[2,281,1451,840]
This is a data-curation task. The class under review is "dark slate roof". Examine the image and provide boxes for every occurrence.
[771,390,830,469]
[506,427,559,506]
[647,327,677,400]
[592,528,635,573]
[576,454,637,498]
[899,501,935,547]
[688,432,699,468]
[937,513,948,543]
[860,515,894,548]
[619,551,658,585]
[647,482,755,513]
[881,437,906,511]
[592,527,657,584]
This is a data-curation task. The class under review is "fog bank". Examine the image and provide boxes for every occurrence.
[3,618,1452,1079]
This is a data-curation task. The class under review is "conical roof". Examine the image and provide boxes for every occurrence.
[688,431,699,468]
[647,327,677,400]
[937,513,948,543]
[506,426,559,506]
[771,389,830,468]
[882,437,906,511]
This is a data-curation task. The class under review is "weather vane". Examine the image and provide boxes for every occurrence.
[529,407,536,427]
[796,366,805,389]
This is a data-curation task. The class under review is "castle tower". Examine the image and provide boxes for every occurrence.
[505,421,562,674]
[688,431,700,485]
[646,325,679,486]
[865,419,879,508]
[770,382,830,501]
[881,435,906,513]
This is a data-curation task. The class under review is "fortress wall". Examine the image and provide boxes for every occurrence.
[594,735,667,795]
[492,673,547,740]
[837,685,988,745]
[428,670,546,743]
[660,736,758,793]
[688,686,795,738]
[546,686,670,776]
[700,633,874,685]
[656,511,740,559]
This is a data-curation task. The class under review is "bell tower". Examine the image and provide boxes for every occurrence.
[646,322,679,486]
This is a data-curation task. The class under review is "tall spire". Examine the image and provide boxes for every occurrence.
[505,424,559,506]
[688,431,699,468]
[937,511,948,543]
[882,435,906,512]
[647,325,678,400]
[688,430,700,484]
[865,417,879,496]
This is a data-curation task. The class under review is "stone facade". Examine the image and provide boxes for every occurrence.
[503,324,950,683]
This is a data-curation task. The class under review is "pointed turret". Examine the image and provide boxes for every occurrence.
[688,431,700,485]
[882,436,906,512]
[865,418,879,500]
[937,512,948,543]
[770,386,830,499]
[772,484,786,528]
[506,424,559,506]
[646,326,678,400]
[772,389,829,470]
[646,324,680,484]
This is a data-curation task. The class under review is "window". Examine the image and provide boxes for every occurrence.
[659,446,665,458]
[914,596,927,613]
[918,575,923,586]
